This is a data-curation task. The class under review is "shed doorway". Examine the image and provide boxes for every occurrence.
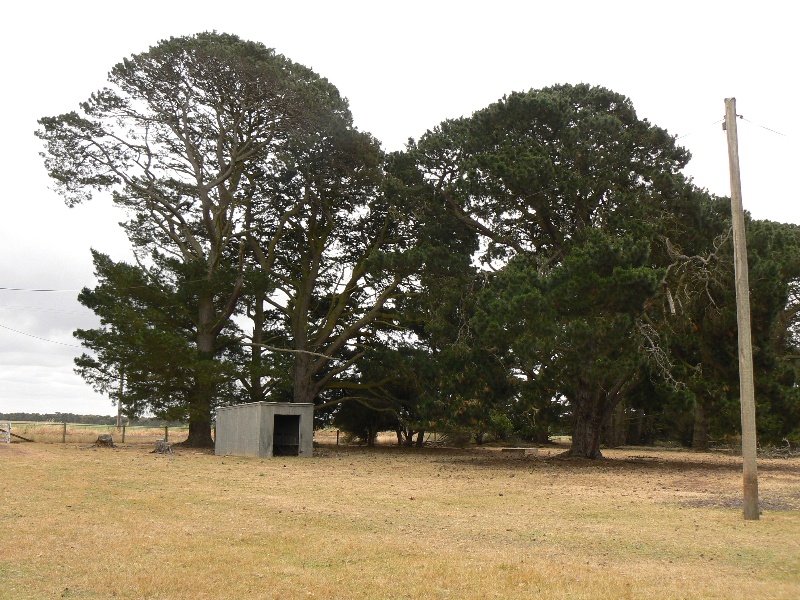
[273,414,300,456]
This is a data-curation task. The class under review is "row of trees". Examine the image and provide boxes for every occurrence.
[38,33,800,455]
[0,413,181,426]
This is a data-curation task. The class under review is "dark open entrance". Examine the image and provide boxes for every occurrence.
[273,414,300,456]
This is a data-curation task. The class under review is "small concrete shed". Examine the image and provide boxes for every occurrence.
[215,402,314,458]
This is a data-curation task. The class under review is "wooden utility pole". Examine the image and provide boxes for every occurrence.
[724,97,760,520]
[116,368,125,430]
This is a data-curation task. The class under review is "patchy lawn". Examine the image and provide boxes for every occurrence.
[1,442,798,599]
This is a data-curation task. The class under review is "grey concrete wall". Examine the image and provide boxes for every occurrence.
[215,402,314,458]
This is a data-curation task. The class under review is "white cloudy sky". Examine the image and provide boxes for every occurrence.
[0,0,796,416]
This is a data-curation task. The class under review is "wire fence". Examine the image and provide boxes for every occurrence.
[2,423,362,447]
[2,421,190,445]
[2,423,460,448]
[3,423,358,447]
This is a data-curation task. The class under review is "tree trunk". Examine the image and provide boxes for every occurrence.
[568,389,606,459]
[692,401,709,450]
[183,364,216,447]
[630,409,644,445]
[602,400,627,448]
[249,292,266,403]
[185,411,214,447]
[568,372,637,458]
[415,430,425,448]
[183,293,217,448]
[292,352,316,404]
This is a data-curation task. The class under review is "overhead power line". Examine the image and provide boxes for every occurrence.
[674,114,791,142]
[0,322,83,349]
[1,273,224,294]
[0,304,88,316]
[0,287,81,293]
[675,118,725,141]
[739,116,788,137]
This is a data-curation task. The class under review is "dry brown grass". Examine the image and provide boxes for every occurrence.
[6,423,189,445]
[1,442,798,599]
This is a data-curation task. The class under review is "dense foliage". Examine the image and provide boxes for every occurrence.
[38,34,800,453]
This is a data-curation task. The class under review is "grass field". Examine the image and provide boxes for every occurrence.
[1,441,798,599]
[4,422,189,445]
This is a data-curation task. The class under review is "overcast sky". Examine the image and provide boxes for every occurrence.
[1,0,796,416]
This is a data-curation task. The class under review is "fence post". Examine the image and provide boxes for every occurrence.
[164,426,169,442]
[336,429,340,446]
[122,425,126,444]
[62,422,67,444]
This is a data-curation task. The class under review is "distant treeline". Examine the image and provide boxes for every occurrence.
[0,413,186,427]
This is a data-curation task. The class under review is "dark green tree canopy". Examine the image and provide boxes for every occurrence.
[412,84,689,265]
[40,33,436,445]
[407,84,698,457]
[38,37,800,454]
[74,250,242,423]
[38,32,364,446]
[37,31,349,260]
